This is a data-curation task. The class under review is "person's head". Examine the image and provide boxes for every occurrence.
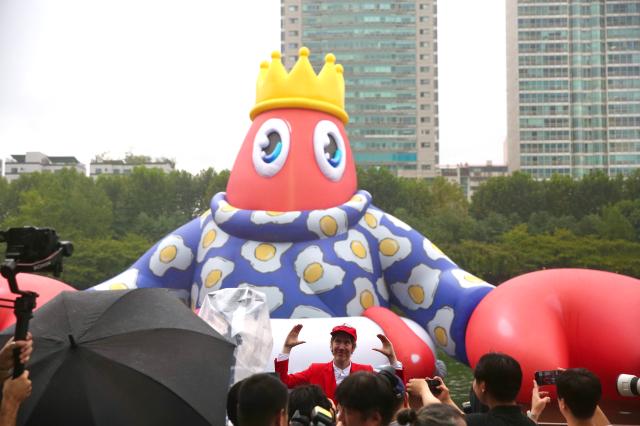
[335,371,395,426]
[396,404,466,426]
[472,353,522,405]
[377,366,406,416]
[227,379,245,426]
[287,384,333,422]
[238,373,288,426]
[330,324,357,366]
[557,368,602,421]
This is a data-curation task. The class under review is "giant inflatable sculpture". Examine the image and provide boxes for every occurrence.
[2,48,638,403]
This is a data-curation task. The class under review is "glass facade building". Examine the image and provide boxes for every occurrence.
[281,0,439,178]
[507,0,640,178]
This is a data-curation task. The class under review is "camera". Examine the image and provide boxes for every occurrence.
[535,370,560,386]
[427,378,442,396]
[0,227,73,276]
[289,406,334,426]
[617,374,639,397]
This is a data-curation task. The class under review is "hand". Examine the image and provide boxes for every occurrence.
[282,324,306,354]
[530,379,550,422]
[0,333,33,373]
[372,334,397,365]
[407,378,439,407]
[2,371,32,404]
[430,376,453,403]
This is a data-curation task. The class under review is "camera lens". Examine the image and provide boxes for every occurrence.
[617,374,640,397]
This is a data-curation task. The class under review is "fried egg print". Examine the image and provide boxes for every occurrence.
[214,199,239,224]
[346,278,379,316]
[307,208,348,238]
[375,277,389,302]
[250,210,301,225]
[93,268,139,290]
[240,241,292,273]
[423,238,452,262]
[359,208,384,231]
[197,221,229,262]
[450,269,493,289]
[294,246,345,295]
[344,193,367,212]
[384,213,412,231]
[149,235,193,277]
[371,226,411,270]
[427,306,456,356]
[391,264,440,311]
[334,230,373,273]
[198,257,235,304]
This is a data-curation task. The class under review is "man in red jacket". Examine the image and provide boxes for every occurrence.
[274,323,403,401]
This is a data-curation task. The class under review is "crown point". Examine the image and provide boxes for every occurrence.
[336,64,344,74]
[299,47,310,57]
[325,53,336,64]
[271,51,282,60]
[260,61,269,69]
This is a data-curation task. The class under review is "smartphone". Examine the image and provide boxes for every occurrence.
[535,370,560,386]
[427,378,442,395]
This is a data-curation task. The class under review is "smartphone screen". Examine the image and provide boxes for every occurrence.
[535,370,560,386]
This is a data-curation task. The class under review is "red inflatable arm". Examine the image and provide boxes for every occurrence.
[466,269,640,402]
[0,273,75,330]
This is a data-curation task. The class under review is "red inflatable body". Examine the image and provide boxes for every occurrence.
[466,269,640,402]
[0,273,75,330]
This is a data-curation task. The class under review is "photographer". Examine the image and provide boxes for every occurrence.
[528,368,611,426]
[0,335,33,426]
[406,376,461,414]
[288,384,334,425]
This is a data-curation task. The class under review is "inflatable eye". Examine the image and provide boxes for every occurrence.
[252,118,291,177]
[313,120,347,181]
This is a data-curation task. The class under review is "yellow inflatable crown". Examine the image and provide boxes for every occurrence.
[250,47,348,124]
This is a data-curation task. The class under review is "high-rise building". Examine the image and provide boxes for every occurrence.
[281,0,439,178]
[507,1,640,179]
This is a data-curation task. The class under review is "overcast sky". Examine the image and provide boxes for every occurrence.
[0,0,506,174]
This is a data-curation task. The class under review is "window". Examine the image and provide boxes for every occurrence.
[288,5,298,12]
[421,142,431,148]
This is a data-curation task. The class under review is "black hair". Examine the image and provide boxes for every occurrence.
[226,379,245,426]
[557,368,601,420]
[473,352,522,403]
[377,366,406,412]
[288,384,332,421]
[397,405,465,426]
[335,371,395,424]
[238,373,288,426]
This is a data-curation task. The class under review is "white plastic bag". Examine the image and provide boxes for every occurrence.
[199,287,273,383]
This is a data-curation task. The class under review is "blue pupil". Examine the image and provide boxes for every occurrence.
[263,132,282,163]
[328,149,342,168]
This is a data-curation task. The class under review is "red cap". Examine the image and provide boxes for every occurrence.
[331,324,357,342]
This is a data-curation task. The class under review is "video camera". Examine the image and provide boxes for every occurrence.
[289,406,334,426]
[0,226,72,378]
[0,227,73,277]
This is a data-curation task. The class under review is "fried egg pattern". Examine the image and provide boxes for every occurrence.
[95,189,493,364]
[294,246,345,295]
[251,210,301,225]
[240,241,293,273]
[346,278,379,316]
[427,307,456,356]
[391,264,440,311]
[93,269,139,290]
[197,221,230,262]
[334,230,373,273]
[149,235,194,277]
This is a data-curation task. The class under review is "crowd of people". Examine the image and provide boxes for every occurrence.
[227,324,614,426]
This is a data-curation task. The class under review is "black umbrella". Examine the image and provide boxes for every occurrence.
[0,288,235,426]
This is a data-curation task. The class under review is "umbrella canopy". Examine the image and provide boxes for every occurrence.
[0,288,235,426]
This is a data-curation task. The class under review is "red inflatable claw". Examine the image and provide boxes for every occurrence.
[466,269,640,402]
[0,273,75,330]
[364,306,436,380]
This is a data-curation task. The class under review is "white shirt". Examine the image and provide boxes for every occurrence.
[333,362,351,385]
